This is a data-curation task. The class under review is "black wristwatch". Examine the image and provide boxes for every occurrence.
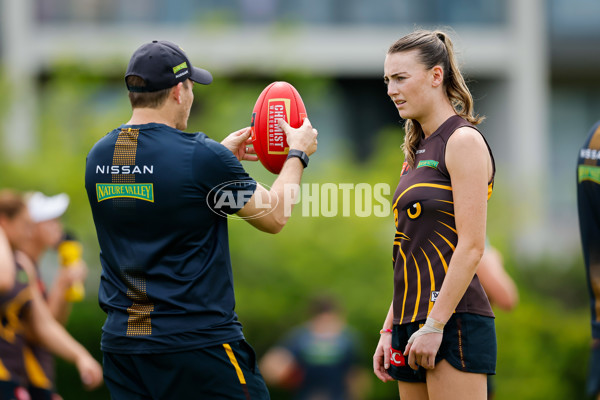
[286,149,309,168]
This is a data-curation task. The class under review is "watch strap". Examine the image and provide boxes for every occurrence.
[286,149,309,168]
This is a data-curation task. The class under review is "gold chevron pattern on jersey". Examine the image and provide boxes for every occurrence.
[393,183,455,324]
[0,287,31,344]
[111,128,155,336]
[112,128,139,208]
[0,274,32,382]
[123,266,154,336]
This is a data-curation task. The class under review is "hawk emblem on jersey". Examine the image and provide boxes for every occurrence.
[405,201,422,220]
[392,183,456,324]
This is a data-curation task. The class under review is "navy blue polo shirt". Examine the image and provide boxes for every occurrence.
[85,123,257,353]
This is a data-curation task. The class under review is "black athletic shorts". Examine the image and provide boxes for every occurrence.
[27,386,59,400]
[0,381,30,400]
[103,340,270,400]
[388,313,496,382]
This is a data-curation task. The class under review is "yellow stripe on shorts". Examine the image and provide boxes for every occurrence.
[223,343,247,385]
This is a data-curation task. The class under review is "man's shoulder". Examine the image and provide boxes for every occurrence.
[194,133,222,149]
[193,134,237,161]
[87,128,120,156]
[584,120,600,143]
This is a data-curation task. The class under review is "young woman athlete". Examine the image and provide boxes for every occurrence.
[373,30,497,400]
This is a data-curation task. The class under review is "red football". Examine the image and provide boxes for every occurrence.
[251,81,307,174]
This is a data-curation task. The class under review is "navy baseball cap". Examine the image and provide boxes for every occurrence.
[125,40,213,92]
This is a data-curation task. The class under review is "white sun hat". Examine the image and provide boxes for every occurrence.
[27,192,70,223]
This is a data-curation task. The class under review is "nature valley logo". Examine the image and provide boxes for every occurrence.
[417,160,439,169]
[173,62,188,74]
[96,183,154,203]
[578,165,600,184]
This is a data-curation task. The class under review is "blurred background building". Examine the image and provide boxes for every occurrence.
[1,0,599,258]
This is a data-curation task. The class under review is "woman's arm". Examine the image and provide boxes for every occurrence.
[373,301,394,382]
[428,127,492,321]
[0,226,15,293]
[477,246,519,311]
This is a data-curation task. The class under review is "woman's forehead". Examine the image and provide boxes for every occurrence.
[384,50,424,74]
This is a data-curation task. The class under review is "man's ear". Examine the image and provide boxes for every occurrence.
[172,82,184,104]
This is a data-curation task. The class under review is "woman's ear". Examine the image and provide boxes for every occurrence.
[431,65,444,88]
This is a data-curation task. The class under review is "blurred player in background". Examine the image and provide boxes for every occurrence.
[373,30,496,400]
[477,243,518,400]
[23,192,88,323]
[576,120,600,400]
[477,244,518,314]
[260,294,370,400]
[0,214,15,293]
[0,221,26,399]
[0,189,103,399]
[18,192,88,399]
[85,40,317,399]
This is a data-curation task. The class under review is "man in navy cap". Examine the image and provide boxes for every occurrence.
[85,40,318,399]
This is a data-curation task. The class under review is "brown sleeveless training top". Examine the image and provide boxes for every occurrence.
[0,262,32,385]
[392,115,495,325]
